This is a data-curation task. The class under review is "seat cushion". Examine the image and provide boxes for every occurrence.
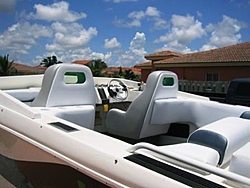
[160,143,220,166]
[188,130,227,165]
[188,117,250,166]
[34,105,95,129]
[229,142,250,178]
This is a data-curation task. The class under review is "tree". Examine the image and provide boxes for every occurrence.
[112,66,123,78]
[113,68,140,81]
[40,55,62,67]
[0,54,14,76]
[123,69,136,80]
[87,59,107,77]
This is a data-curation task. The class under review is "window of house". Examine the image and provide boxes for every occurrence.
[206,73,219,81]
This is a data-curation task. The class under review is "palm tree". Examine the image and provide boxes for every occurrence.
[87,59,107,77]
[40,55,62,67]
[0,54,14,76]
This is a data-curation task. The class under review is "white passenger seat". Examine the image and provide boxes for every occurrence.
[31,64,96,129]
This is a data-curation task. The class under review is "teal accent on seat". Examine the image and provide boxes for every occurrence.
[162,77,174,86]
[64,72,86,84]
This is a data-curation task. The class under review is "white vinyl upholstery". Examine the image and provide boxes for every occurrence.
[161,143,220,166]
[31,64,96,107]
[151,98,249,128]
[31,64,96,129]
[106,71,178,139]
[188,117,250,166]
[5,88,40,102]
[229,142,250,178]
[160,117,250,167]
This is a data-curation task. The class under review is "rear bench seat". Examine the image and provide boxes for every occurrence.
[160,117,250,167]
[5,88,40,102]
[151,98,250,129]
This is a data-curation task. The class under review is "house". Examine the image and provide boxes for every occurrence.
[101,67,141,78]
[135,41,250,94]
[12,63,46,75]
[136,51,182,81]
[71,60,94,66]
[72,60,141,78]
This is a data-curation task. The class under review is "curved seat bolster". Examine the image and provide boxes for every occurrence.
[106,109,138,136]
[188,117,250,166]
[150,99,249,128]
[188,130,227,165]
[106,71,179,139]
[240,111,250,120]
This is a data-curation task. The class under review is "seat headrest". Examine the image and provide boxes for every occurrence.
[31,64,95,107]
[145,71,178,100]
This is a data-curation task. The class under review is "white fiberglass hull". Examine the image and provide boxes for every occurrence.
[0,107,187,188]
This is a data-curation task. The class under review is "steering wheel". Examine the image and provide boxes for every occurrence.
[108,79,128,101]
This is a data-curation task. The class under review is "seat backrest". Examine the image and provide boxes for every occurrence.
[31,64,96,107]
[106,71,178,139]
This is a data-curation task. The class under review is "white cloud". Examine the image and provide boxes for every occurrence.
[155,14,206,53]
[113,6,167,29]
[197,11,202,18]
[156,40,191,54]
[128,11,145,20]
[0,0,16,12]
[145,6,161,17]
[46,23,97,50]
[59,48,93,63]
[37,47,112,65]
[0,22,52,54]
[113,17,142,27]
[171,14,196,27]
[151,17,168,30]
[27,1,87,22]
[117,32,147,66]
[199,44,217,51]
[104,38,121,49]
[200,15,245,51]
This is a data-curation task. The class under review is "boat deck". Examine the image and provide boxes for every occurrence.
[0,175,16,188]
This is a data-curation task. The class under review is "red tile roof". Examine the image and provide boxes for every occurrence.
[135,41,250,68]
[72,60,93,65]
[134,61,152,68]
[156,41,250,64]
[12,63,46,73]
[145,50,182,61]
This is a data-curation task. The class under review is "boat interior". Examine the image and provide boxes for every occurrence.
[1,63,250,187]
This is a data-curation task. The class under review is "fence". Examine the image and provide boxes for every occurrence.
[178,80,230,94]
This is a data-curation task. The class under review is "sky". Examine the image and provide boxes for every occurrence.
[0,0,250,67]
